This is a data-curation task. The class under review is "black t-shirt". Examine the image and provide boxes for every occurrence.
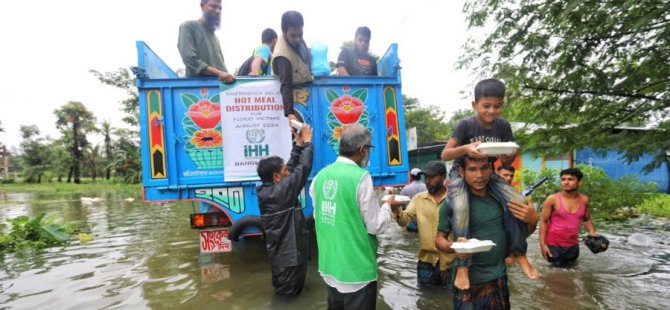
[450,116,514,169]
[452,116,514,145]
[336,48,377,76]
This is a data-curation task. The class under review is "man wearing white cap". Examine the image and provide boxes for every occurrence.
[400,168,427,232]
[401,168,427,199]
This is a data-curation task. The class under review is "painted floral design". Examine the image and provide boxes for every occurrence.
[191,129,223,148]
[187,99,221,129]
[324,86,372,154]
[329,95,365,124]
[182,89,224,169]
[333,126,345,140]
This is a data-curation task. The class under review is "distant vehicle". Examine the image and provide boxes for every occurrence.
[134,41,409,254]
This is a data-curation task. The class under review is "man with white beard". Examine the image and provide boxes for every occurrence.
[310,124,393,309]
[178,0,235,83]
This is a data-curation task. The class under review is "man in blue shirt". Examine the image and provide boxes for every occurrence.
[400,168,427,232]
[238,28,278,76]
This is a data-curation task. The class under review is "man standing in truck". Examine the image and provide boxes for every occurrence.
[273,11,313,125]
[178,0,235,83]
[237,28,278,76]
[256,125,313,295]
[336,26,378,77]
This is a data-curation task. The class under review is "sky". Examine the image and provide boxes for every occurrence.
[0,0,476,150]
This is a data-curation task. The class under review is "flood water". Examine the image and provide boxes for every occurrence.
[1,191,668,309]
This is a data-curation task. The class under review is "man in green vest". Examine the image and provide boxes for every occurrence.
[310,124,395,309]
[272,11,313,125]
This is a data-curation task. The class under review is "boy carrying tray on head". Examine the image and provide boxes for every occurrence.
[440,78,540,290]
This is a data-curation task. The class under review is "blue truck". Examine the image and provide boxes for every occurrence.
[134,41,409,253]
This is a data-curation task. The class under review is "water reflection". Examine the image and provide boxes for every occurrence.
[532,270,580,310]
[0,191,668,309]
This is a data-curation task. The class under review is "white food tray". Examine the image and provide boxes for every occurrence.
[450,239,496,253]
[381,195,411,202]
[477,142,519,156]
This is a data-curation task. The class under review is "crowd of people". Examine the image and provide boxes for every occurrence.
[179,1,603,309]
[178,1,378,125]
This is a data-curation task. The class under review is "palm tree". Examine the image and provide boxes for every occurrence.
[101,121,113,180]
[54,101,97,184]
[91,68,141,183]
[49,138,71,182]
[0,120,6,179]
[84,144,101,181]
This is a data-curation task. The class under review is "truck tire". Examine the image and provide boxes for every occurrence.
[228,216,263,241]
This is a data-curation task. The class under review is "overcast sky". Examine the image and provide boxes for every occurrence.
[0,0,477,149]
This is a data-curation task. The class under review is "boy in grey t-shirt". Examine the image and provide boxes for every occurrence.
[440,79,539,290]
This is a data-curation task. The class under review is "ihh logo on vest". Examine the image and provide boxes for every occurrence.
[320,179,338,225]
[244,129,269,158]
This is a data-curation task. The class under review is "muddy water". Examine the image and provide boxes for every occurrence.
[0,191,668,309]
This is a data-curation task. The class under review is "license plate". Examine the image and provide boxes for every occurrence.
[199,228,232,253]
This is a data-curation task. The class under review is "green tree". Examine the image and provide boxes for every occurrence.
[18,125,51,183]
[0,119,4,149]
[54,101,97,184]
[91,68,141,183]
[0,120,6,179]
[403,95,420,111]
[90,69,139,127]
[48,139,71,182]
[403,95,451,145]
[111,128,142,184]
[83,144,101,181]
[101,121,113,180]
[460,0,670,171]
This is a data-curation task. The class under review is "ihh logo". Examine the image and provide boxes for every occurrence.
[244,144,269,158]
[246,129,266,143]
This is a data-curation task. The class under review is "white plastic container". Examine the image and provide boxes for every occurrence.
[290,119,304,133]
[381,194,411,203]
[450,239,496,253]
[477,142,519,156]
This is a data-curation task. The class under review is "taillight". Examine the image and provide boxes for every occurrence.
[190,213,232,229]
[193,214,205,228]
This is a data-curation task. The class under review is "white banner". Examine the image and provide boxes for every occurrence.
[221,80,292,182]
[407,127,417,151]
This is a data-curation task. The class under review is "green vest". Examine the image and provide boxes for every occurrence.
[272,35,313,85]
[313,162,379,284]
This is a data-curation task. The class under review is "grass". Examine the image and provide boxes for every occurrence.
[637,194,670,218]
